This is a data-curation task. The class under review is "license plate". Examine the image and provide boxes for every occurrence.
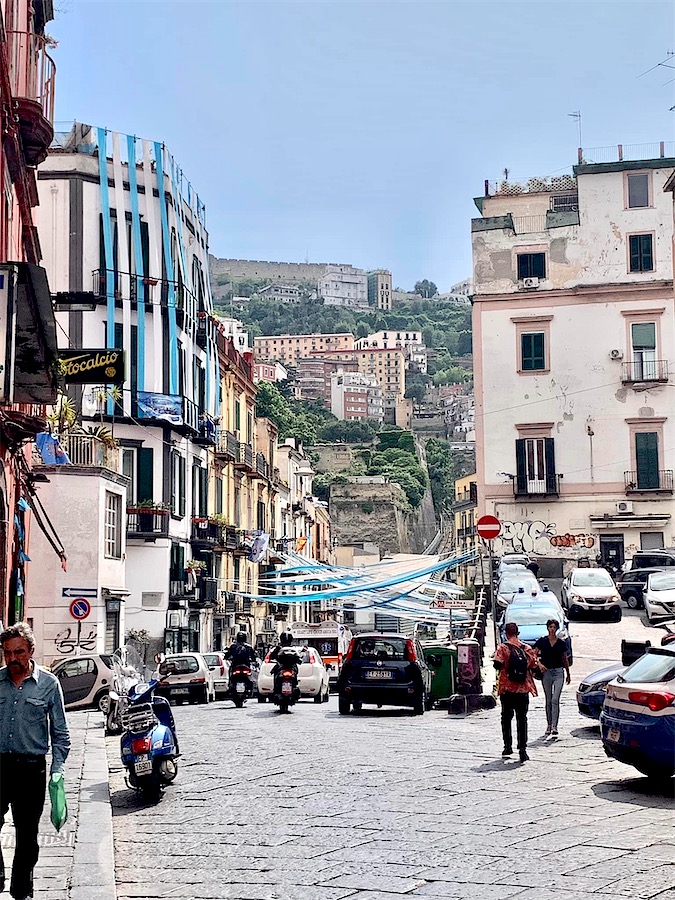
[173,687,189,695]
[281,681,293,695]
[235,682,245,693]
[134,754,152,775]
[608,728,621,742]
[366,670,393,679]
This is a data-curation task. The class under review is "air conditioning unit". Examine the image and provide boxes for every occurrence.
[616,501,634,514]
[610,349,624,360]
[522,277,540,289]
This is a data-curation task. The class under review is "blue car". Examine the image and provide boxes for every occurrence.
[500,597,573,662]
[576,662,625,720]
[601,647,675,779]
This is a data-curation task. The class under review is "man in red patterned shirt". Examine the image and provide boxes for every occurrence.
[493,622,540,762]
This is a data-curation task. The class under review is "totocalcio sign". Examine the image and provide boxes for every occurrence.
[58,349,125,384]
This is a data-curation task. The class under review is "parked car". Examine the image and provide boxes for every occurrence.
[257,646,330,703]
[155,653,216,704]
[616,567,669,610]
[495,554,531,580]
[630,549,675,570]
[51,654,114,711]
[202,652,230,698]
[601,646,675,779]
[500,597,573,662]
[643,572,675,624]
[561,567,622,620]
[337,633,432,715]
[577,662,626,720]
[496,570,540,609]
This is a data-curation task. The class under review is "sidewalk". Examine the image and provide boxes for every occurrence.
[1,710,116,900]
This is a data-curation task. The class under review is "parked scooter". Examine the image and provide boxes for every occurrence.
[271,646,302,713]
[120,674,179,802]
[105,647,141,735]
[228,664,254,707]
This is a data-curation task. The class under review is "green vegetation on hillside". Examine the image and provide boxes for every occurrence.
[425,438,476,513]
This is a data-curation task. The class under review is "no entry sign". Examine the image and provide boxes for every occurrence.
[476,514,501,541]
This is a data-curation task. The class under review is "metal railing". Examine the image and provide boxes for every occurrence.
[255,452,269,479]
[60,433,119,470]
[236,442,254,469]
[92,269,190,312]
[215,430,238,459]
[7,31,55,124]
[127,509,170,536]
[514,474,561,497]
[191,519,221,546]
[550,193,579,213]
[625,470,674,493]
[579,142,675,164]
[485,173,576,197]
[621,360,669,383]
[512,214,547,234]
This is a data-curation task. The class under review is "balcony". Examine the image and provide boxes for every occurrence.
[514,475,561,498]
[92,269,187,324]
[7,31,55,165]
[253,452,270,480]
[169,579,197,602]
[233,530,254,555]
[136,391,198,435]
[621,360,669,385]
[215,430,238,460]
[193,414,217,447]
[191,518,221,549]
[234,442,254,471]
[222,525,239,551]
[625,470,674,494]
[127,507,170,539]
[195,577,218,606]
[196,315,209,349]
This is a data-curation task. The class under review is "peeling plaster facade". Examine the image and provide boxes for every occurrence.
[472,155,675,570]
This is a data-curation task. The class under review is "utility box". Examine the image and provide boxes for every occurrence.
[423,643,458,706]
[456,638,482,695]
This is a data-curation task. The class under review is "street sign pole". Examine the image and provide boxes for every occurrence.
[476,515,502,651]
[489,539,498,650]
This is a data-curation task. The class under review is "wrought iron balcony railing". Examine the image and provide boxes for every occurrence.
[621,360,669,384]
[624,470,674,493]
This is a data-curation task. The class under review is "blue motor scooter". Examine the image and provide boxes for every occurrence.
[120,677,179,802]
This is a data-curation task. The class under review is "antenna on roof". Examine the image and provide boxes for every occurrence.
[568,111,582,148]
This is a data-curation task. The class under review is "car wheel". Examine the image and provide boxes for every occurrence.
[567,605,577,620]
[323,686,330,702]
[413,694,425,716]
[635,762,675,780]
[198,687,209,705]
[94,690,109,713]
[424,694,433,711]
[625,592,641,610]
[338,696,350,715]
[313,691,323,704]
[352,701,362,713]
[257,695,267,703]
[609,607,622,622]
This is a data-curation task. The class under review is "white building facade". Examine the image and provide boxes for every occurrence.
[472,145,675,573]
[37,122,221,657]
[355,330,428,374]
[330,370,384,422]
[319,265,368,309]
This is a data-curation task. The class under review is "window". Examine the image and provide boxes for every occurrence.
[635,432,659,490]
[629,234,654,273]
[234,400,241,433]
[520,332,546,371]
[104,491,122,558]
[121,448,137,503]
[215,476,223,515]
[627,173,650,209]
[192,464,207,517]
[515,438,557,495]
[171,451,186,517]
[517,252,546,280]
[630,322,657,380]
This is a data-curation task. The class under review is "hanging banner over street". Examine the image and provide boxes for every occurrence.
[59,349,125,384]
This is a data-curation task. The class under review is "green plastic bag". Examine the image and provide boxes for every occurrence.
[49,773,68,832]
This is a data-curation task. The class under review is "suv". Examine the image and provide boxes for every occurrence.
[337,633,432,716]
[630,549,675,570]
[617,567,669,610]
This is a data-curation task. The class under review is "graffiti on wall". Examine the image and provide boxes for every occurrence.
[54,627,97,655]
[498,520,596,555]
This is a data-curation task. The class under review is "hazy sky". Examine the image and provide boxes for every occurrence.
[52,0,675,290]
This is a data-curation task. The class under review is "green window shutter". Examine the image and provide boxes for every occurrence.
[179,456,186,517]
[235,400,241,432]
[515,439,527,494]
[641,235,653,272]
[636,432,659,489]
[629,235,641,272]
[521,332,545,371]
[544,438,557,494]
[631,322,656,350]
[137,447,154,504]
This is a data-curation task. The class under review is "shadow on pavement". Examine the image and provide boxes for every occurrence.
[570,725,601,741]
[592,777,675,805]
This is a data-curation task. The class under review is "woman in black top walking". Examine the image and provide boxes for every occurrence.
[535,619,571,737]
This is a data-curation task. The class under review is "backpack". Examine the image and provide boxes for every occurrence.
[507,644,528,683]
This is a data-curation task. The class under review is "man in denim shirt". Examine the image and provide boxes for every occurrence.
[0,623,70,900]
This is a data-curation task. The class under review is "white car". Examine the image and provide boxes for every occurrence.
[643,572,675,623]
[561,567,622,621]
[202,652,230,697]
[156,653,216,704]
[257,646,330,704]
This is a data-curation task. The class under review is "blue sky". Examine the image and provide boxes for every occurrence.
[52,0,675,290]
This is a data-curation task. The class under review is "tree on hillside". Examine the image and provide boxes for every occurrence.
[414,279,438,299]
[405,382,426,409]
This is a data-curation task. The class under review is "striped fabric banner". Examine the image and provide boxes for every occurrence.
[154,141,179,396]
[97,127,115,415]
[127,134,146,392]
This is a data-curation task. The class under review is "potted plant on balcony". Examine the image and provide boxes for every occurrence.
[128,500,169,532]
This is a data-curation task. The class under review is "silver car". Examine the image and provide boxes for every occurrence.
[496,569,540,609]
[562,567,622,621]
[643,572,675,623]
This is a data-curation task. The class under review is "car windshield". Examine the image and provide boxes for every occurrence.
[352,637,408,661]
[507,605,560,626]
[499,575,537,593]
[571,570,614,587]
[650,574,675,591]
[159,656,199,675]
[619,651,675,684]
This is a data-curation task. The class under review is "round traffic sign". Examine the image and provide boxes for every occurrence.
[69,598,91,620]
[476,514,501,540]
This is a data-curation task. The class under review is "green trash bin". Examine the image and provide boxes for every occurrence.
[422,642,458,708]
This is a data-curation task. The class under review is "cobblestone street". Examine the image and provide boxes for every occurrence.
[106,612,675,900]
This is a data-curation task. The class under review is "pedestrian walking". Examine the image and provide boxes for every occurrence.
[534,619,571,737]
[0,623,70,900]
[493,622,539,762]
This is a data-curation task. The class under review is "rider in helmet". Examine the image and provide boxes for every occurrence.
[224,631,258,667]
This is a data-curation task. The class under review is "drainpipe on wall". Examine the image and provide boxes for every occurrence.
[586,420,595,483]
